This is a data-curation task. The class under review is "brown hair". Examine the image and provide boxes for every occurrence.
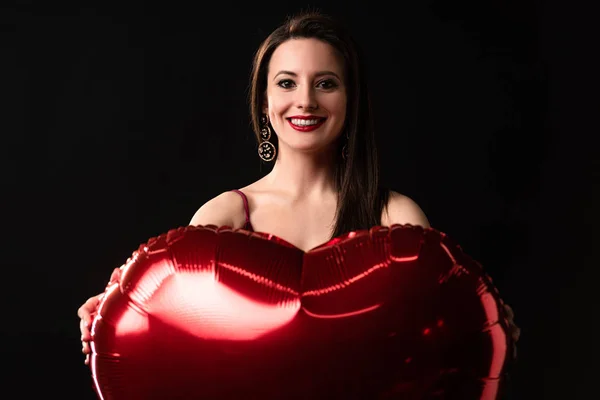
[249,11,389,239]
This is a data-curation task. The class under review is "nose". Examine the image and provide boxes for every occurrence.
[296,85,318,110]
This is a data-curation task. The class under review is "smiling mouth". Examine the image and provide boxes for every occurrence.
[286,117,327,132]
[287,117,326,126]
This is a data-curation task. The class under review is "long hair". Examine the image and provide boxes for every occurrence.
[249,11,389,239]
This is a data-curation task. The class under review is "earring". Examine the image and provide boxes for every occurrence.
[258,115,276,162]
[341,130,350,160]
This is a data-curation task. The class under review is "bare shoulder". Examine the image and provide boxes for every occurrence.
[188,191,245,228]
[382,190,431,228]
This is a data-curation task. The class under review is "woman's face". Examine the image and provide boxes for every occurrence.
[264,38,347,155]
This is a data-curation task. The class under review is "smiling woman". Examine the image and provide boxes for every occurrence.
[78,10,519,387]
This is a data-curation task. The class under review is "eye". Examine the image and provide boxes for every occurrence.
[276,79,295,89]
[317,79,338,90]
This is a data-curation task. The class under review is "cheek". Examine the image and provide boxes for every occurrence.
[267,92,291,115]
[330,96,347,121]
[332,97,347,135]
[325,97,346,136]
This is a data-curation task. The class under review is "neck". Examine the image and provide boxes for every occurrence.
[265,143,339,202]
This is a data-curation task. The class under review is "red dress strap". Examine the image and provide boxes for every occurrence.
[230,190,254,231]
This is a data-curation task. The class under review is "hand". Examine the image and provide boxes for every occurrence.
[78,268,121,365]
[504,303,520,360]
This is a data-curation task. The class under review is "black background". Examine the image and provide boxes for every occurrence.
[2,1,597,398]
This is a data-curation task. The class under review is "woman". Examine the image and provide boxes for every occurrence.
[78,11,519,365]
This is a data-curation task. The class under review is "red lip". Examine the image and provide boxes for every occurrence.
[287,116,327,132]
[288,115,325,120]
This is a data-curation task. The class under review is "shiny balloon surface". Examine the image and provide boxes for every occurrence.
[90,224,511,399]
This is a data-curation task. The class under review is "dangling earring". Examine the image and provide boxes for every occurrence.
[258,114,276,162]
[341,130,350,160]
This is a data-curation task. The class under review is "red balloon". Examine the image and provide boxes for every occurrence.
[90,224,512,399]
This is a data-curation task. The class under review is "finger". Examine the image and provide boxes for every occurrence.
[514,326,521,342]
[109,267,122,284]
[80,319,91,340]
[504,304,514,320]
[77,298,92,320]
[77,305,87,321]
[85,354,90,365]
[83,341,90,354]
[77,296,99,320]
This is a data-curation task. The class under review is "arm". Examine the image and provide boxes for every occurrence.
[383,191,431,228]
[189,191,241,228]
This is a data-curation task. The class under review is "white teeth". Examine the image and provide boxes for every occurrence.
[290,118,321,126]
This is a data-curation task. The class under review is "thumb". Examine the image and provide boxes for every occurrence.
[109,267,122,284]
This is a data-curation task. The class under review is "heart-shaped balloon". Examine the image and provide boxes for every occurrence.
[90,224,511,399]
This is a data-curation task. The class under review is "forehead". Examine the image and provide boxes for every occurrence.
[268,38,344,76]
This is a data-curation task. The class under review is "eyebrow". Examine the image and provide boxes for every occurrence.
[273,70,341,80]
